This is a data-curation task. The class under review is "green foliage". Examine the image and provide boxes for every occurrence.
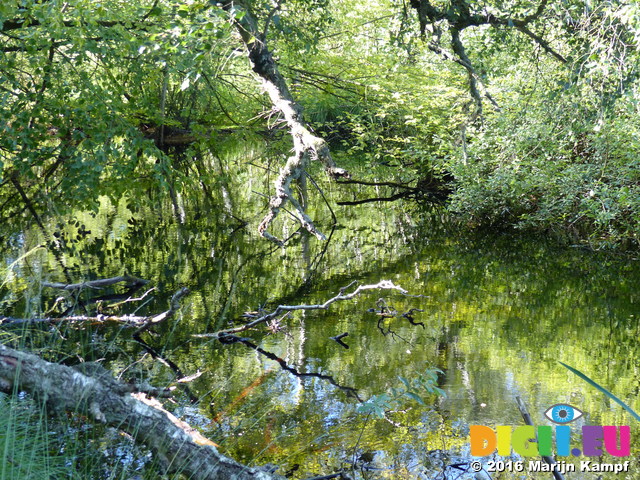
[0,0,254,221]
[0,394,67,479]
[449,86,640,247]
[4,0,640,477]
[285,0,467,182]
[559,362,640,423]
[1,0,640,249]
[248,0,334,55]
[357,367,445,418]
[435,1,640,248]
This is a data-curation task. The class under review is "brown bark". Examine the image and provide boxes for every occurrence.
[222,2,349,244]
[0,344,283,480]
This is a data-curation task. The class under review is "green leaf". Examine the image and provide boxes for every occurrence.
[403,392,425,405]
[433,387,447,398]
[559,362,640,422]
[397,376,411,389]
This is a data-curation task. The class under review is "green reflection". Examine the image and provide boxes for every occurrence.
[2,145,640,479]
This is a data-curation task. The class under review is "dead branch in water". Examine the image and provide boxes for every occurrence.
[0,285,188,330]
[42,275,149,291]
[516,396,565,480]
[194,280,412,339]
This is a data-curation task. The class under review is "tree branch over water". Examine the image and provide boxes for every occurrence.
[410,0,565,116]
[221,1,349,245]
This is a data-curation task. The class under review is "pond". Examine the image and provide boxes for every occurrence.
[2,148,640,479]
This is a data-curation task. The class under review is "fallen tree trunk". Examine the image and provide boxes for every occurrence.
[0,344,282,480]
[222,1,349,244]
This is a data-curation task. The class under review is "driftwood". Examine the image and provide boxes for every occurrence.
[0,278,422,478]
[0,344,283,480]
[195,280,412,339]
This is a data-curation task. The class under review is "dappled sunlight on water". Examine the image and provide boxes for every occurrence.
[2,158,640,479]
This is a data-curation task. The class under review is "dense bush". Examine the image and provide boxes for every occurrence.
[448,85,640,248]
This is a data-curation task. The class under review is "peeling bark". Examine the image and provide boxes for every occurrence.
[0,344,282,480]
[222,1,349,244]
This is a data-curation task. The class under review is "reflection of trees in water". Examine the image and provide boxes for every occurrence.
[3,179,640,477]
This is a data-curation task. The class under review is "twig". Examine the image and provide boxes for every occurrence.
[110,287,157,309]
[303,473,350,480]
[217,333,361,400]
[43,275,149,291]
[134,287,189,336]
[194,280,409,338]
[330,332,349,349]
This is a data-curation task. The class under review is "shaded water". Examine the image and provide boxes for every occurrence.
[2,151,640,479]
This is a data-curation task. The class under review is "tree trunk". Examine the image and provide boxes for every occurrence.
[223,2,349,244]
[0,344,282,480]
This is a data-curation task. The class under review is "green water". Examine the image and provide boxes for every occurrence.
[2,154,640,479]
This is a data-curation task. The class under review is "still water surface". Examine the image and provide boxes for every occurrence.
[2,166,640,479]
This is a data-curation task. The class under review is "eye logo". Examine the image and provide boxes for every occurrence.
[544,404,583,424]
[470,402,631,458]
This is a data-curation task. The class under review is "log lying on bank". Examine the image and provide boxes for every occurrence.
[0,344,283,480]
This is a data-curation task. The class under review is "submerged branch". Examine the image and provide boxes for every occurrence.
[194,280,410,339]
[0,314,148,326]
[43,275,149,291]
[516,396,565,480]
[219,333,362,401]
[1,284,187,330]
[134,287,189,335]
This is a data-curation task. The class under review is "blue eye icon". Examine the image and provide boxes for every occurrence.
[544,404,583,424]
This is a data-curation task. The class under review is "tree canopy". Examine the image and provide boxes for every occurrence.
[2,0,638,246]
[2,0,640,477]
